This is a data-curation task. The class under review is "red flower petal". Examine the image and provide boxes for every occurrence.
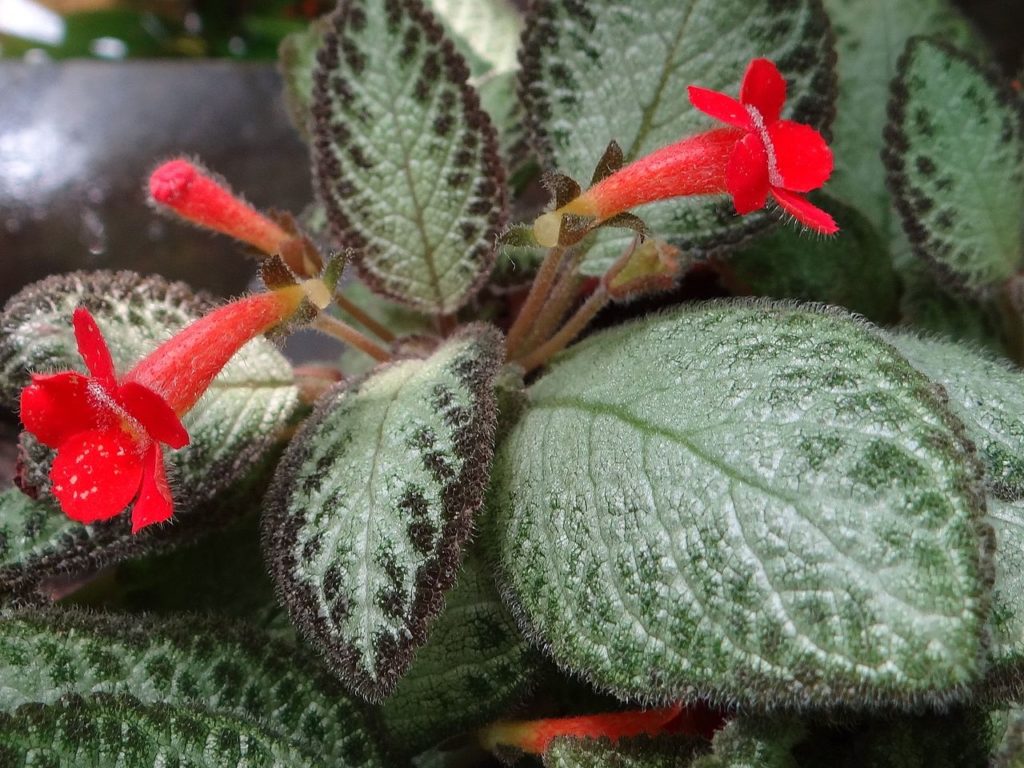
[73,308,117,390]
[687,86,753,131]
[740,58,786,123]
[726,133,771,214]
[131,444,174,532]
[767,121,833,192]
[118,382,190,449]
[771,188,839,234]
[50,428,144,523]
[19,372,100,448]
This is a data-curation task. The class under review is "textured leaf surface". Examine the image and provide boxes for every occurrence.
[824,0,976,253]
[494,301,987,707]
[985,497,1024,685]
[0,694,312,768]
[381,549,535,755]
[264,326,503,701]
[425,0,522,79]
[519,0,835,270]
[727,196,898,324]
[544,735,705,768]
[886,38,1024,294]
[993,707,1024,768]
[0,271,298,507]
[0,610,385,767]
[311,0,507,314]
[692,718,803,768]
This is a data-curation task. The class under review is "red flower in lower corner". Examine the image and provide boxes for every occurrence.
[19,287,307,532]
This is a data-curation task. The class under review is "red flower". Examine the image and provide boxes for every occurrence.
[19,287,307,532]
[532,58,837,247]
[688,58,836,234]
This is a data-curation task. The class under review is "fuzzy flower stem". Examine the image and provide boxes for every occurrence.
[521,263,584,357]
[506,246,566,357]
[313,314,391,362]
[518,283,609,373]
[333,293,396,343]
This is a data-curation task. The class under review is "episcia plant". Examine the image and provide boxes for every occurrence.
[2,0,1024,765]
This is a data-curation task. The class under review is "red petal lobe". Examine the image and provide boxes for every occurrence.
[771,188,839,235]
[50,428,144,523]
[19,372,98,447]
[118,382,190,449]
[73,308,117,389]
[131,444,174,532]
[726,133,771,214]
[687,86,752,130]
[768,121,833,192]
[740,58,786,123]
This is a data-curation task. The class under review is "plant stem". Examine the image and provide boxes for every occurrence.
[521,267,582,356]
[518,285,609,373]
[313,314,391,362]
[506,246,565,357]
[333,293,396,343]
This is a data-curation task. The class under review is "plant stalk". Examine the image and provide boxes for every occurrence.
[506,246,565,357]
[313,314,391,362]
[518,285,609,373]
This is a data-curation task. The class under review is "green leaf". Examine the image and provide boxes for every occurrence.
[0,694,314,768]
[823,0,977,256]
[493,301,988,707]
[519,0,836,271]
[727,196,899,324]
[279,18,328,142]
[993,707,1024,768]
[381,548,535,756]
[986,497,1024,687]
[0,609,386,767]
[886,38,1024,295]
[424,0,522,80]
[0,490,80,594]
[544,735,706,768]
[337,279,432,378]
[0,271,299,507]
[692,718,803,768]
[311,0,508,315]
[263,326,504,701]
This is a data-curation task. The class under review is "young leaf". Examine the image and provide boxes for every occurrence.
[0,271,299,507]
[0,609,386,767]
[519,0,836,269]
[493,301,988,708]
[263,325,503,702]
[311,0,508,315]
[0,694,315,768]
[544,735,706,768]
[886,38,1024,295]
[380,549,536,756]
[823,0,977,254]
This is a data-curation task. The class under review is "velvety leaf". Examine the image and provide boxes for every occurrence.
[263,326,503,701]
[519,0,836,272]
[279,18,328,142]
[692,718,803,768]
[425,0,522,80]
[0,490,78,591]
[544,735,706,768]
[886,38,1024,295]
[0,694,313,768]
[493,301,988,707]
[381,549,536,756]
[311,0,508,314]
[986,497,1024,690]
[823,0,977,255]
[0,609,386,767]
[727,195,899,324]
[993,707,1024,768]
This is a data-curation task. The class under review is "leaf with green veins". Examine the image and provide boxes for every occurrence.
[0,271,299,510]
[823,0,977,256]
[263,326,504,702]
[886,38,1024,295]
[692,718,804,768]
[279,18,329,143]
[727,196,899,324]
[493,301,988,707]
[0,609,386,767]
[381,548,536,757]
[0,694,315,768]
[543,735,707,768]
[311,0,508,315]
[519,0,836,272]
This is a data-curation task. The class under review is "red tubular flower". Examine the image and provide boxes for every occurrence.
[149,158,292,255]
[19,286,306,532]
[533,58,836,246]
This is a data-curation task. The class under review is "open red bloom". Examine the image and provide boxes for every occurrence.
[688,58,836,234]
[19,286,307,532]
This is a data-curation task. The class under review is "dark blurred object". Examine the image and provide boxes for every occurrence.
[954,0,1024,74]
[0,61,312,304]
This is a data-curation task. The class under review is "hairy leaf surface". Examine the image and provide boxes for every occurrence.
[544,735,705,768]
[494,301,987,707]
[264,326,503,701]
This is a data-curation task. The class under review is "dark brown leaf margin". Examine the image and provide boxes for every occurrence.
[883,36,1024,299]
[261,323,504,702]
[310,0,509,315]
